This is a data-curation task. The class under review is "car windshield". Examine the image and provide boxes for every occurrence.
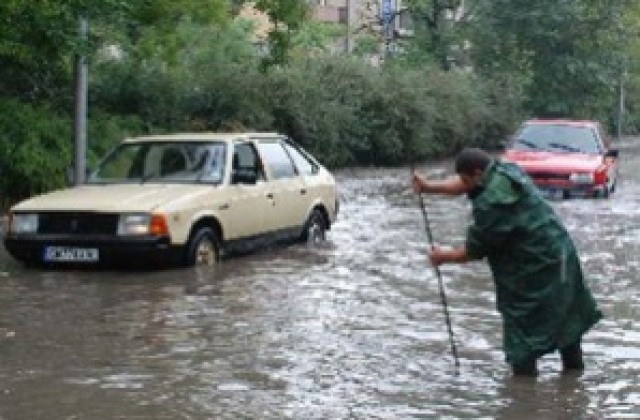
[512,124,601,154]
[88,141,227,184]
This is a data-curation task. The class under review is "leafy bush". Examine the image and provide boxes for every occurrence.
[0,100,145,210]
[261,57,516,166]
[0,99,72,208]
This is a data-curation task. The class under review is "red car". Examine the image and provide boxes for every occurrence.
[501,119,619,199]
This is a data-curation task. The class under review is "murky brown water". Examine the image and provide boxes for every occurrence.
[1,140,639,419]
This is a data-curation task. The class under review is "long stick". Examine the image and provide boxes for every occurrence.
[413,168,460,369]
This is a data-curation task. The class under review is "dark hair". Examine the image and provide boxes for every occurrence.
[454,148,492,175]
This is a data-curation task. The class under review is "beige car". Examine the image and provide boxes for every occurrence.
[3,133,338,267]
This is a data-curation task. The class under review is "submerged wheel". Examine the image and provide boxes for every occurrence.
[184,227,220,267]
[301,208,327,244]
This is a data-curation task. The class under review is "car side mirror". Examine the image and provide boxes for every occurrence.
[605,149,619,158]
[231,169,258,185]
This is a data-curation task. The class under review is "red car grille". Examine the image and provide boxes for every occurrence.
[528,172,570,181]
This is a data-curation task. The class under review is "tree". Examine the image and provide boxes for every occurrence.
[254,0,309,66]
[402,0,473,69]
[470,0,640,121]
[0,0,231,104]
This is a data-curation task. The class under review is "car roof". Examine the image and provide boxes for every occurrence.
[122,132,283,144]
[524,119,599,129]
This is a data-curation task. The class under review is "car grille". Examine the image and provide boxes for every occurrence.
[38,212,119,235]
[528,172,570,180]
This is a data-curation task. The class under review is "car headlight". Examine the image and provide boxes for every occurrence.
[569,173,594,184]
[117,213,169,236]
[9,213,39,234]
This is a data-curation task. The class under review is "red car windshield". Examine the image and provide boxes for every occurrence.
[512,124,601,155]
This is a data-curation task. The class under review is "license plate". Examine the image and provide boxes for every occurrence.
[540,188,564,200]
[43,246,99,262]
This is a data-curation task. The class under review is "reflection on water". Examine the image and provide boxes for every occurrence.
[1,140,640,418]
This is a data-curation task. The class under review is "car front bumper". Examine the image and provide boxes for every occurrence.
[535,182,608,199]
[3,234,183,267]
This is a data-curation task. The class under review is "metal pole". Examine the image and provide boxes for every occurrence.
[617,66,625,140]
[412,168,460,369]
[74,15,88,185]
[345,0,352,53]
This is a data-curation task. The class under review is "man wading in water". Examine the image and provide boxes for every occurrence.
[412,148,602,376]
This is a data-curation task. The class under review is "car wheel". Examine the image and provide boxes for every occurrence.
[301,208,327,244]
[593,187,609,199]
[184,227,220,267]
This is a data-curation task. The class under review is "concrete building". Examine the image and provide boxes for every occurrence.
[311,0,412,52]
[238,1,412,56]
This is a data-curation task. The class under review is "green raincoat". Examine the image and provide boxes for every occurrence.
[465,160,602,365]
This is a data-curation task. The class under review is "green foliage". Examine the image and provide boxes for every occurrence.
[0,99,145,208]
[264,57,376,166]
[470,0,636,123]
[261,57,513,167]
[86,112,146,166]
[402,0,469,69]
[91,19,267,132]
[0,99,72,205]
[292,21,344,56]
[9,0,640,207]
[254,0,309,66]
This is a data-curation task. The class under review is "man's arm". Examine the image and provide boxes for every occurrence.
[412,172,470,196]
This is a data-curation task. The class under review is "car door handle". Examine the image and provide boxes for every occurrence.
[300,188,307,195]
[219,203,229,211]
[266,193,274,199]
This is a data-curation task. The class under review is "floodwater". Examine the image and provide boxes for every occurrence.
[1,141,639,420]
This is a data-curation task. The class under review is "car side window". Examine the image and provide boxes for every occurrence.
[283,140,318,176]
[232,142,265,183]
[257,140,297,180]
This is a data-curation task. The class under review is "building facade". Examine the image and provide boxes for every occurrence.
[239,1,412,55]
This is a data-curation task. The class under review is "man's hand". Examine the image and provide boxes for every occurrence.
[428,245,469,266]
[412,172,427,194]
[412,171,470,196]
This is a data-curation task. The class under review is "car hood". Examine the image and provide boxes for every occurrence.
[11,183,216,213]
[502,149,603,173]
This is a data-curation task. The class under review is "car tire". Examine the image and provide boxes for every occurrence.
[301,208,327,244]
[184,227,220,267]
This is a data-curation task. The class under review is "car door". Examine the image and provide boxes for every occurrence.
[255,138,310,233]
[224,141,277,239]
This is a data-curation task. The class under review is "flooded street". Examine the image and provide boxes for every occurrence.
[1,140,640,419]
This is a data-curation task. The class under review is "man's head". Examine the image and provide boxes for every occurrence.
[454,148,492,189]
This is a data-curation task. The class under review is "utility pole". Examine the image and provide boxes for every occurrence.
[617,64,626,141]
[345,0,353,53]
[615,6,626,142]
[74,15,88,185]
